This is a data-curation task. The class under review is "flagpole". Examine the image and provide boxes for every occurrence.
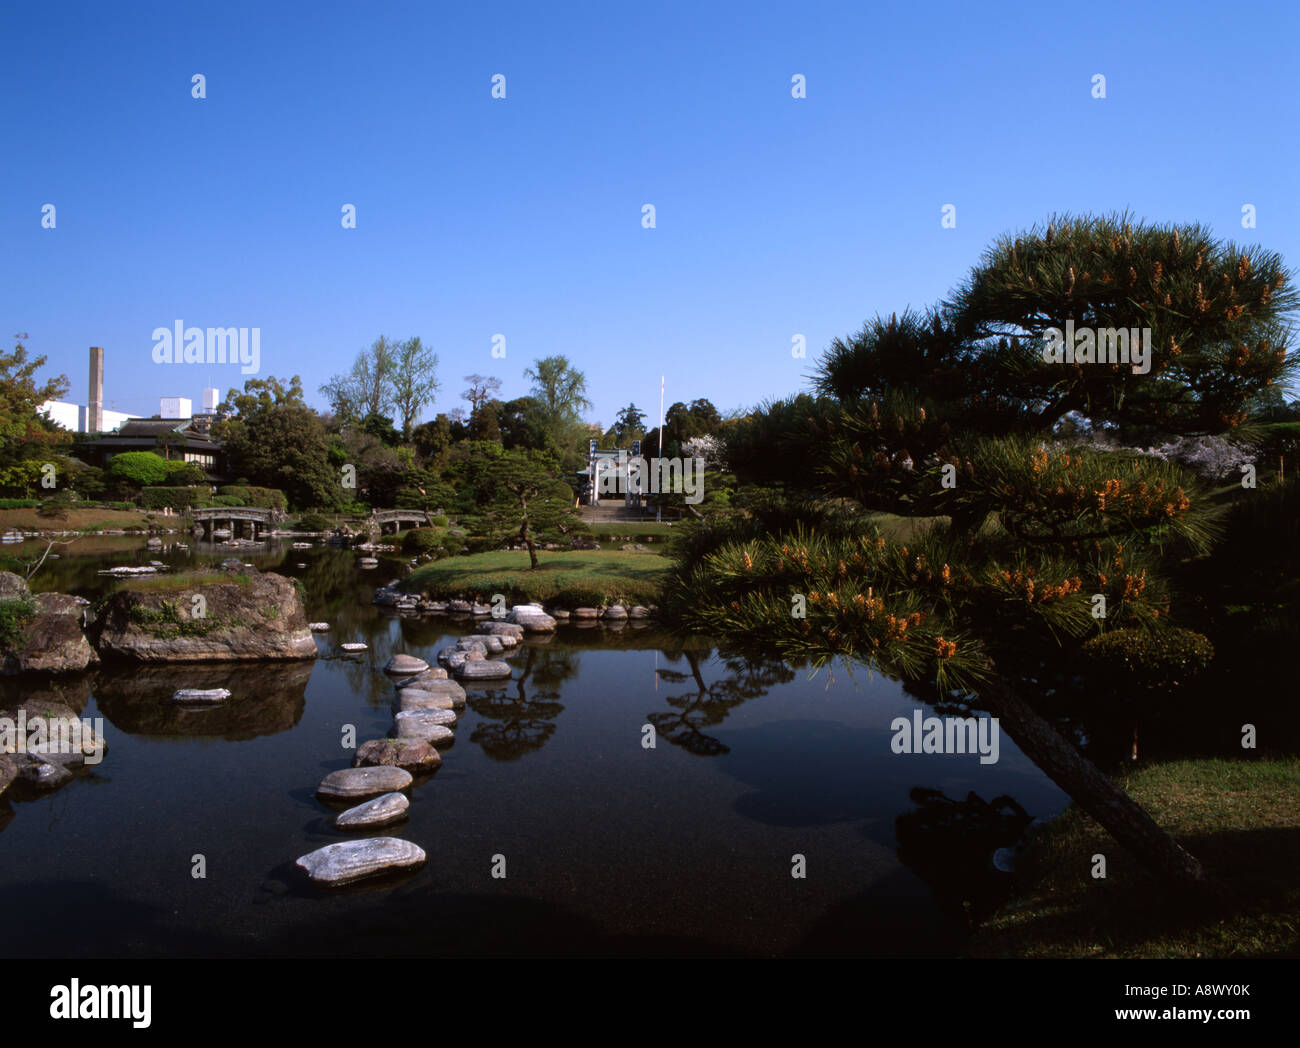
[657,374,664,522]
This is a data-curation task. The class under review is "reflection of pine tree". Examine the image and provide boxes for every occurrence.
[466,646,575,761]
[648,650,794,756]
[895,789,1033,926]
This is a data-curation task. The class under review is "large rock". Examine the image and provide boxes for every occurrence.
[573,607,600,619]
[456,659,512,680]
[333,792,409,831]
[1,592,99,675]
[384,654,429,676]
[91,571,317,663]
[295,838,426,886]
[0,698,106,771]
[317,765,412,801]
[354,737,443,771]
[508,605,556,632]
[602,604,628,620]
[0,572,27,600]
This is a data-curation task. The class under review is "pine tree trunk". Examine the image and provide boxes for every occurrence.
[978,678,1225,905]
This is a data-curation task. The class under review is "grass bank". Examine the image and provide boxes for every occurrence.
[403,548,669,606]
[0,507,170,532]
[968,758,1300,958]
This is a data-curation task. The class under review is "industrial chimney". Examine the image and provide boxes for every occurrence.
[87,347,104,433]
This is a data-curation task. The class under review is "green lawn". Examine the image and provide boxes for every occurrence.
[403,548,669,606]
[968,758,1300,958]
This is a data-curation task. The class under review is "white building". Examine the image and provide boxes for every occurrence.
[38,401,130,434]
[160,396,193,420]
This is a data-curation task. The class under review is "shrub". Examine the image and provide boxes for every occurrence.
[217,485,287,510]
[430,515,449,528]
[0,499,39,509]
[402,529,441,555]
[37,491,76,519]
[1080,627,1215,691]
[294,512,333,532]
[141,486,206,511]
[0,595,36,652]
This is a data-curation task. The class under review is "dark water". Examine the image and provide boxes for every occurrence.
[0,537,1069,957]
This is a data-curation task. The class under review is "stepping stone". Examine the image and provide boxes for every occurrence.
[628,606,650,619]
[550,609,571,620]
[384,654,429,676]
[447,600,473,614]
[602,605,628,619]
[393,668,450,688]
[317,766,412,800]
[573,607,599,619]
[309,622,330,631]
[476,621,524,640]
[456,659,512,680]
[397,685,465,712]
[334,792,409,830]
[354,737,443,771]
[171,688,231,704]
[394,711,456,744]
[296,838,426,887]
[341,642,368,652]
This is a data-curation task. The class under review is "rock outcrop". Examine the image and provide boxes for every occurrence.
[0,579,99,675]
[91,570,317,662]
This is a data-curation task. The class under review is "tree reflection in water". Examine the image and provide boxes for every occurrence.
[895,788,1034,926]
[649,649,795,756]
[465,645,578,761]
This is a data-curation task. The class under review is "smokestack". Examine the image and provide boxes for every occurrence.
[87,347,104,433]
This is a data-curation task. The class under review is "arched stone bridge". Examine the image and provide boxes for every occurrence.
[370,509,432,534]
[191,506,280,539]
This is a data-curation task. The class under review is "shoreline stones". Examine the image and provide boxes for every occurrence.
[354,737,443,771]
[602,604,628,620]
[171,687,231,705]
[340,642,368,653]
[508,604,556,632]
[317,765,412,801]
[296,838,426,886]
[333,792,409,831]
[573,607,599,619]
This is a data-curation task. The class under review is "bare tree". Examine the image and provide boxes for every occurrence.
[462,374,502,416]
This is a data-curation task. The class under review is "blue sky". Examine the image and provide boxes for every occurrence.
[4,0,1297,426]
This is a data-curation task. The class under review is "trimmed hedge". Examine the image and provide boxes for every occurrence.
[217,485,287,510]
[1081,627,1215,690]
[0,499,40,509]
[142,486,207,511]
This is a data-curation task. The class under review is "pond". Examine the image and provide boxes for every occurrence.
[0,537,1069,957]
